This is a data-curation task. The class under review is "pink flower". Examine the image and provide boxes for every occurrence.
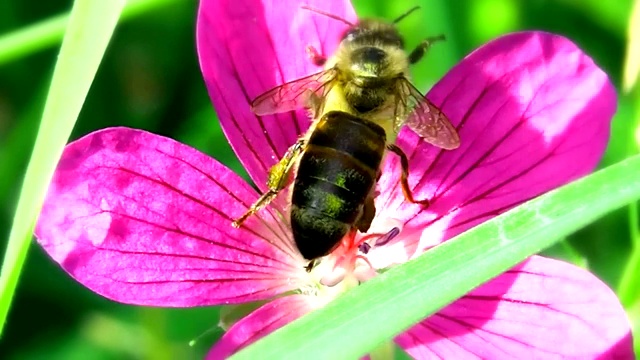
[34,0,633,358]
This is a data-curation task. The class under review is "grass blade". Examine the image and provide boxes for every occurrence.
[0,0,125,335]
[233,154,640,359]
[623,0,640,92]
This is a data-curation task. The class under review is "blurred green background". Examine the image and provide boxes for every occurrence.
[0,0,637,358]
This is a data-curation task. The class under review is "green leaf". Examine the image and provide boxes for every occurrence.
[232,154,640,359]
[0,0,125,334]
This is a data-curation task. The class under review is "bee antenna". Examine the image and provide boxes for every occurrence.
[301,5,354,27]
[393,6,421,24]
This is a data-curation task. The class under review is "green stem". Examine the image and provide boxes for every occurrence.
[0,0,179,66]
[0,0,125,335]
[617,86,640,307]
[369,341,396,360]
[140,308,172,360]
[625,299,640,353]
[559,239,587,268]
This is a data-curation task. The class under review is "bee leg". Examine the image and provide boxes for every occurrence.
[232,140,305,227]
[354,196,376,253]
[408,34,446,64]
[305,45,327,66]
[386,144,430,206]
[304,259,319,273]
[355,195,376,233]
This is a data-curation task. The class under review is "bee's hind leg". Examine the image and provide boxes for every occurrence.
[232,139,305,227]
[355,196,376,233]
[386,144,430,207]
[408,35,446,64]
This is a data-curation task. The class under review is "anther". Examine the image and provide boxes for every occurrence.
[375,227,400,246]
[358,242,372,254]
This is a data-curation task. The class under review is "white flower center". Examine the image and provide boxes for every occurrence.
[299,222,403,306]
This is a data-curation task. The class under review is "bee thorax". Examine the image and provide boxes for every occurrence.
[350,47,387,77]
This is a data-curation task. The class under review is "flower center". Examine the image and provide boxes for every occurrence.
[303,225,401,301]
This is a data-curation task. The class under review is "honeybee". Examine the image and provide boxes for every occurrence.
[232,6,460,269]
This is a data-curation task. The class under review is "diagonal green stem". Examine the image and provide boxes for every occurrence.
[616,86,640,307]
[0,0,179,66]
[0,0,125,335]
[233,154,640,360]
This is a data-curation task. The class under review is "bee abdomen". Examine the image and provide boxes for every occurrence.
[290,205,350,260]
[291,111,387,260]
[291,151,375,260]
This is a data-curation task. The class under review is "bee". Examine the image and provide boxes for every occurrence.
[232,6,460,269]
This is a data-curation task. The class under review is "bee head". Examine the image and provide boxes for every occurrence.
[341,20,404,48]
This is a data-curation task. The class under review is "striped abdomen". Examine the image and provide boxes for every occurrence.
[290,111,386,260]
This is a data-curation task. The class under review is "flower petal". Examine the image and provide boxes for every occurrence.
[395,256,633,359]
[207,294,313,359]
[373,31,616,259]
[35,128,305,307]
[196,0,355,189]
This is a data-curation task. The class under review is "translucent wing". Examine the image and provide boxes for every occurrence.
[250,68,338,116]
[396,79,460,150]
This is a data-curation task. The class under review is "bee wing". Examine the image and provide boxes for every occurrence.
[250,69,337,116]
[397,80,461,150]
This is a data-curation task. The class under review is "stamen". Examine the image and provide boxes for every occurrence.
[359,242,372,254]
[353,254,377,282]
[355,254,374,270]
[320,266,346,287]
[356,226,401,254]
[375,227,400,246]
[357,231,390,245]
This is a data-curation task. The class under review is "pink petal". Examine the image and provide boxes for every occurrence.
[373,31,616,258]
[35,128,305,307]
[207,294,313,359]
[396,256,633,359]
[196,0,356,189]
